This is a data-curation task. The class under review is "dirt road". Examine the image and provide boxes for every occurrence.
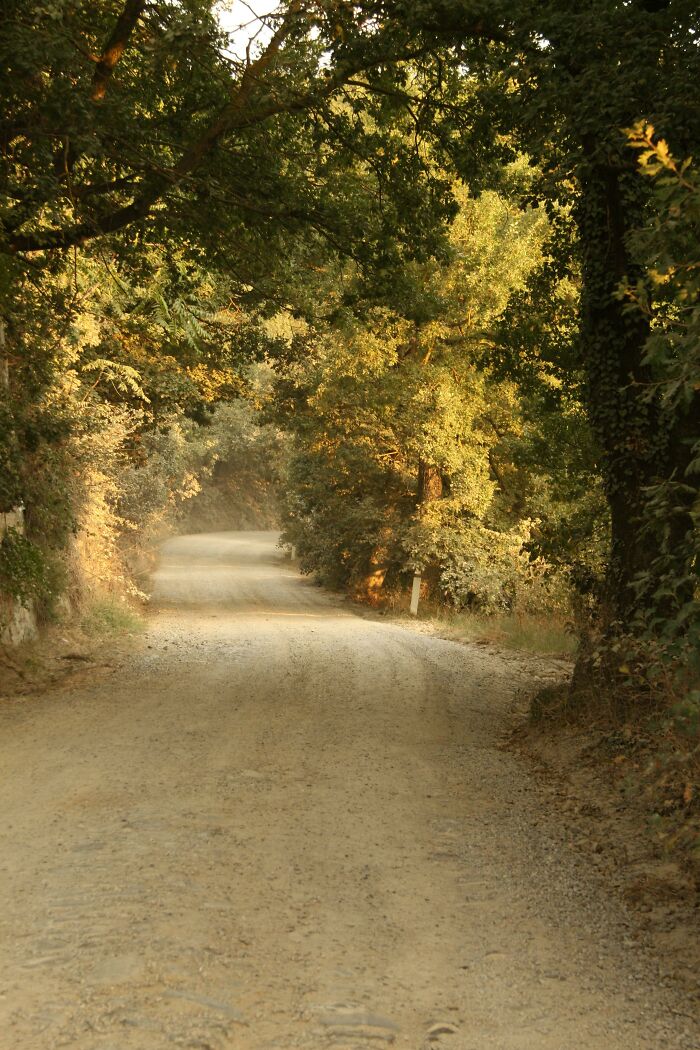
[0,531,697,1049]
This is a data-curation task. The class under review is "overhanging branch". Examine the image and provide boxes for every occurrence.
[92,0,148,102]
[5,8,497,255]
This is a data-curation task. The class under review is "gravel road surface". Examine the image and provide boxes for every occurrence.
[0,531,697,1049]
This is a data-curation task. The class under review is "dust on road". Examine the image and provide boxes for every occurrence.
[0,531,697,1049]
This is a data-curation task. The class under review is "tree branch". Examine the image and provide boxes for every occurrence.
[3,9,481,254]
[170,0,304,179]
[91,0,148,102]
[46,1,147,198]
[7,2,304,252]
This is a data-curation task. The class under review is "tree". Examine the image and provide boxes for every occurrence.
[621,126,700,669]
[0,1,460,613]
[275,176,572,612]
[354,0,700,634]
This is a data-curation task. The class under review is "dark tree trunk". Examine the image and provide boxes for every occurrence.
[574,155,666,626]
[415,459,444,594]
[417,460,443,505]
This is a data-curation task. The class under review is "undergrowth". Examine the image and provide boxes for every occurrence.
[530,666,700,870]
[380,587,577,657]
[433,609,577,657]
[79,597,144,637]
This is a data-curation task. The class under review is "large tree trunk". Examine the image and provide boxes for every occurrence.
[575,155,664,626]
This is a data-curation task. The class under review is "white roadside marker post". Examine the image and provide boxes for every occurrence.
[410,572,422,616]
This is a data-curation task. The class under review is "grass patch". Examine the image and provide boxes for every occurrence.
[380,586,576,657]
[80,597,145,637]
[427,608,577,657]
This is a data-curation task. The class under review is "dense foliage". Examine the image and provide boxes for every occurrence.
[275,179,590,623]
[1,0,451,620]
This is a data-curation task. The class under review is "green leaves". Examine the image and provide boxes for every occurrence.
[274,175,569,603]
[80,359,150,402]
[0,528,49,605]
